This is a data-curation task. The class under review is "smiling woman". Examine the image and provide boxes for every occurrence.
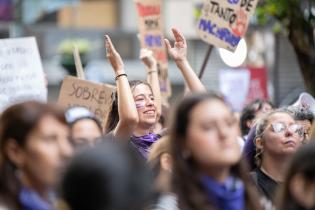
[106,79,160,159]
[104,35,161,159]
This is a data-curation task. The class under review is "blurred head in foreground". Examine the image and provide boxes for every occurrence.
[61,139,154,210]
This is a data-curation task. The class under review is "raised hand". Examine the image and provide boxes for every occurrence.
[164,29,206,92]
[139,48,157,70]
[164,28,187,63]
[104,35,124,73]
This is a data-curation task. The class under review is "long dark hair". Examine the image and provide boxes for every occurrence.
[0,101,67,210]
[277,141,315,210]
[240,99,274,136]
[169,92,262,210]
[105,80,153,133]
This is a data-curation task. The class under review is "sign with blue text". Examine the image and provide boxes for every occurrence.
[134,0,171,97]
[197,0,259,52]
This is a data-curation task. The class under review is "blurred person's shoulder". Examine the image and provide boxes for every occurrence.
[152,193,179,210]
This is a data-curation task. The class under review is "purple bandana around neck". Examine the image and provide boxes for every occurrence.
[201,175,245,210]
[19,187,55,210]
[130,133,160,159]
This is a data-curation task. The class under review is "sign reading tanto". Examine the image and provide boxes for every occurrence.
[197,0,259,52]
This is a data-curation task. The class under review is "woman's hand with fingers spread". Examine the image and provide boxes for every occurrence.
[164,28,206,92]
[104,35,124,74]
[140,48,157,70]
[164,28,187,63]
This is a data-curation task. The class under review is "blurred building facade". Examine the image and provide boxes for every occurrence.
[0,0,306,106]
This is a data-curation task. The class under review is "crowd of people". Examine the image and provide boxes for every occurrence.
[1,28,315,210]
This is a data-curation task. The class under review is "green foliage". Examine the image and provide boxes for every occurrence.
[255,0,314,33]
[58,39,91,54]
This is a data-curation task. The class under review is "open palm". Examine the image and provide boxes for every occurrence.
[165,28,187,62]
[104,35,124,72]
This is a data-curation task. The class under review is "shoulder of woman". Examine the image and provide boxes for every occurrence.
[0,203,10,210]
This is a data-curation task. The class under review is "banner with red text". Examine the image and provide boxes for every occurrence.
[134,0,171,96]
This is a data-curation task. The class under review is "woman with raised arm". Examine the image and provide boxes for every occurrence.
[104,35,139,140]
[104,35,162,159]
[139,48,166,135]
[140,48,162,119]
[164,28,206,93]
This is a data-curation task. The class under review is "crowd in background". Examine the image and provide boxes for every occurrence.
[1,28,315,210]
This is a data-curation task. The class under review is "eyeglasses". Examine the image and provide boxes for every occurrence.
[270,122,304,137]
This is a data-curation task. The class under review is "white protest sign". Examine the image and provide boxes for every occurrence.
[0,37,47,112]
[197,0,259,52]
[219,68,250,111]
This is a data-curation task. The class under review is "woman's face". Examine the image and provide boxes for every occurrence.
[71,119,102,149]
[185,99,241,168]
[256,102,273,118]
[132,83,157,127]
[296,119,312,143]
[19,115,73,188]
[259,113,303,156]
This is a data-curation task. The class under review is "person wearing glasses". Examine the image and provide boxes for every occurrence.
[252,109,304,203]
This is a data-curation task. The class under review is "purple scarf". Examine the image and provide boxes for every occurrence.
[130,133,160,159]
[201,175,245,210]
[19,187,55,210]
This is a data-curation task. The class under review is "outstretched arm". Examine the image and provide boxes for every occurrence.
[164,28,206,93]
[140,48,162,119]
[105,35,139,139]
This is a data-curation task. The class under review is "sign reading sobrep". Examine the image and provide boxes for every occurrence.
[58,76,115,129]
[197,0,259,52]
[0,37,47,112]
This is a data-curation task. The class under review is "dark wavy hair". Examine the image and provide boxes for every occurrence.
[105,80,152,133]
[240,99,274,136]
[0,101,67,210]
[169,92,263,210]
[277,141,315,210]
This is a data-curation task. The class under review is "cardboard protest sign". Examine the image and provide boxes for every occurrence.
[197,0,259,52]
[58,76,115,129]
[134,0,171,97]
[0,37,47,112]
